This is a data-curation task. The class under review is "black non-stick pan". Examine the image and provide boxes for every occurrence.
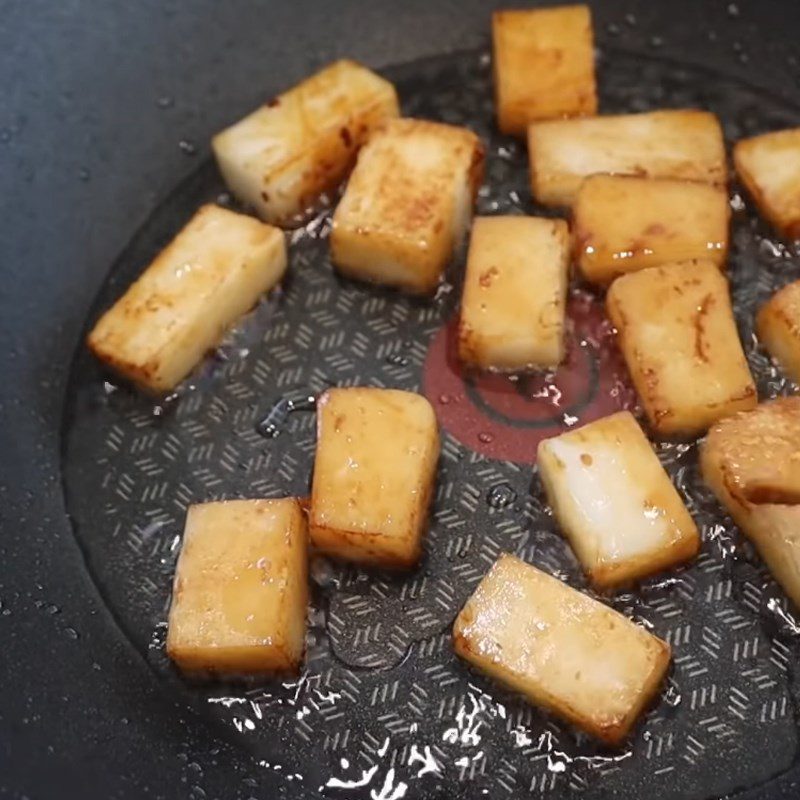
[6,2,800,798]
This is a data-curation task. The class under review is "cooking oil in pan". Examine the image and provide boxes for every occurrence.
[62,46,800,800]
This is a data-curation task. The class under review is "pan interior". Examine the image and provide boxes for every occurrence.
[62,48,800,799]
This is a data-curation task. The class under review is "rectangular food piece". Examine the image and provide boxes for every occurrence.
[458,216,569,370]
[492,5,597,136]
[537,411,699,588]
[166,498,308,675]
[87,204,287,393]
[310,387,440,567]
[330,118,485,294]
[734,127,800,238]
[606,260,757,438]
[573,175,730,285]
[528,109,727,207]
[453,554,671,744]
[757,279,800,385]
[212,59,399,226]
[701,399,800,607]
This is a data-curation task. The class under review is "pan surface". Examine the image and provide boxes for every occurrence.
[61,45,800,800]
[6,2,800,799]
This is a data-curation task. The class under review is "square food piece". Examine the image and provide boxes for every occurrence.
[701,398,800,506]
[734,128,800,238]
[492,5,597,136]
[310,387,439,567]
[330,118,485,294]
[453,554,671,744]
[538,411,699,588]
[757,279,800,384]
[458,216,570,370]
[606,260,757,438]
[573,175,730,286]
[701,399,800,607]
[87,205,286,394]
[166,498,308,675]
[528,109,727,207]
[212,59,399,226]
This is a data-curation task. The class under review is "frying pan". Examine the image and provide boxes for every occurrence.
[5,1,800,798]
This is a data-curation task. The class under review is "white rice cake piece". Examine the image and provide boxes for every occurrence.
[573,175,730,286]
[212,59,399,226]
[166,498,308,675]
[528,109,727,207]
[606,259,757,438]
[458,216,569,370]
[701,397,800,506]
[453,554,671,745]
[330,118,485,294]
[310,387,440,568]
[492,4,597,136]
[538,411,699,588]
[88,204,286,394]
[757,278,800,385]
[701,399,800,607]
[734,127,800,239]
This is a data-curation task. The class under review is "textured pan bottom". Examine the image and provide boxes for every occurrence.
[62,47,800,799]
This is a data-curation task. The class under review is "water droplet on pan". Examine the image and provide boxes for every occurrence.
[663,680,682,708]
[178,139,197,156]
[256,392,317,438]
[487,483,517,509]
[152,392,180,418]
[385,353,409,367]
